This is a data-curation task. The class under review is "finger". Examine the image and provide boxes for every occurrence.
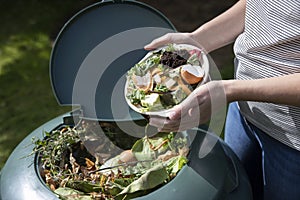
[157,120,181,132]
[148,115,168,130]
[158,126,179,132]
[168,92,201,120]
[151,107,203,132]
[168,103,196,121]
[149,115,180,132]
[144,33,173,50]
[158,115,199,132]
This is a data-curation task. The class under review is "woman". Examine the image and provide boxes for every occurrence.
[145,0,300,199]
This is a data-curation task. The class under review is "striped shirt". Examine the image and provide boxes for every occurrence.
[234,0,300,150]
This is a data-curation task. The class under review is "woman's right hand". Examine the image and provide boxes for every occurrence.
[144,32,201,50]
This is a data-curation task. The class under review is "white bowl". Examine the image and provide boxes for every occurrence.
[125,44,209,117]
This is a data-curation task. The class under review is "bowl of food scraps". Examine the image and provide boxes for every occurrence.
[125,43,209,117]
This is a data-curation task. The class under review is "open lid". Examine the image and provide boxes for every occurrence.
[50,0,176,121]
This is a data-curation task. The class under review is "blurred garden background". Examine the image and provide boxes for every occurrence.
[0,0,236,169]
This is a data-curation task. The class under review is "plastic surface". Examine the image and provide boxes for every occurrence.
[0,113,252,200]
[188,128,239,196]
[0,114,68,200]
[135,166,218,200]
[50,0,176,121]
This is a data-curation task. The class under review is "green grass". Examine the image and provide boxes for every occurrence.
[0,1,95,170]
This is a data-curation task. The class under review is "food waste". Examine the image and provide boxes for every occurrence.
[32,120,190,200]
[126,44,205,113]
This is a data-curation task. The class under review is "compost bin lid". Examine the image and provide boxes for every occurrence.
[50,0,176,121]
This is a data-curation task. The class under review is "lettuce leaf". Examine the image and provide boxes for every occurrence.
[131,133,172,161]
[165,155,188,176]
[116,163,168,199]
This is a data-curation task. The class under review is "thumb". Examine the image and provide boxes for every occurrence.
[144,33,172,50]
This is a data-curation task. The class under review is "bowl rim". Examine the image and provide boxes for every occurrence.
[124,43,210,117]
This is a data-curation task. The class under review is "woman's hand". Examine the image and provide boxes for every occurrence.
[149,81,227,132]
[144,32,202,50]
[145,0,246,52]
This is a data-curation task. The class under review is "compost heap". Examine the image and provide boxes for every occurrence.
[33,120,189,200]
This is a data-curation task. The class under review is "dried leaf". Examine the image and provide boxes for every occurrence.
[85,158,95,170]
[70,153,80,174]
[157,150,178,161]
[50,184,56,191]
[45,172,57,191]
[179,146,190,157]
[94,152,112,165]
[60,177,70,188]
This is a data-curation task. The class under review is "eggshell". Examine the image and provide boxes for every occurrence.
[180,64,204,85]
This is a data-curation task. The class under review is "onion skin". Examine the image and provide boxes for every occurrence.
[177,77,192,95]
[119,150,137,163]
[132,72,153,93]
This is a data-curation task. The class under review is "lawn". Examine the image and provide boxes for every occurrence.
[0,0,235,170]
[0,1,96,169]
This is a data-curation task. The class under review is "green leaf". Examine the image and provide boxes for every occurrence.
[131,133,171,161]
[54,187,92,200]
[128,89,145,105]
[165,44,176,52]
[66,181,101,193]
[140,93,164,112]
[166,155,188,176]
[187,53,200,66]
[114,178,134,187]
[116,163,168,199]
[45,131,51,137]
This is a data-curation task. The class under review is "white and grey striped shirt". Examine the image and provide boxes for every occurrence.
[234,0,300,150]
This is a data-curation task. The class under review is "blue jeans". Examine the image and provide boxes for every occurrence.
[224,102,300,200]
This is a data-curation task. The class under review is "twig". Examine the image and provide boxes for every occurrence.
[88,160,153,174]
